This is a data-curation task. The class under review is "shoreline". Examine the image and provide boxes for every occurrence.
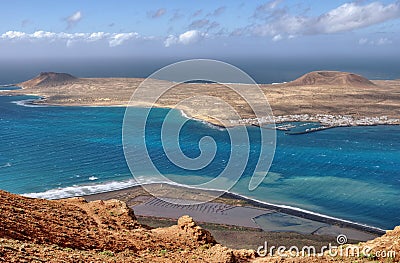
[220,190,385,234]
[79,182,386,238]
[235,114,400,130]
[7,95,400,132]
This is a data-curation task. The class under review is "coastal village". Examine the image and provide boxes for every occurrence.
[232,114,400,129]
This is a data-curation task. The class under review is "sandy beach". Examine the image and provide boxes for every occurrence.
[82,183,381,249]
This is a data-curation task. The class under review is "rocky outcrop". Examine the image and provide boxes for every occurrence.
[0,191,138,252]
[177,215,216,244]
[0,190,398,262]
[0,190,254,262]
[359,226,400,262]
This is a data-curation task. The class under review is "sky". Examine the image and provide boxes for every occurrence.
[0,0,399,60]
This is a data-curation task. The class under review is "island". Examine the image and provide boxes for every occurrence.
[6,70,400,129]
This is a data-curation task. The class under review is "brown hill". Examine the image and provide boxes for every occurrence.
[19,72,78,88]
[287,71,376,87]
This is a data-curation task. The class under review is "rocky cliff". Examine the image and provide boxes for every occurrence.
[0,190,254,262]
[0,190,398,262]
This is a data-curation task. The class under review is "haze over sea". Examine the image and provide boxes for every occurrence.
[1,57,400,85]
[0,60,399,231]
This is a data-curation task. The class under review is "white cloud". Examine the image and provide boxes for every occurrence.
[66,11,82,29]
[87,32,107,42]
[1,31,27,39]
[251,1,400,39]
[315,2,400,34]
[164,35,178,47]
[179,30,203,45]
[68,11,82,22]
[31,31,57,39]
[109,33,139,47]
[272,34,283,41]
[0,31,143,47]
[164,30,206,47]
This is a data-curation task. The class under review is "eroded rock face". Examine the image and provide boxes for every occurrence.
[253,226,400,263]
[0,191,255,262]
[360,226,400,262]
[0,190,101,250]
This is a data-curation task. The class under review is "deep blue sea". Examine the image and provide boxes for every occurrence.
[0,94,399,230]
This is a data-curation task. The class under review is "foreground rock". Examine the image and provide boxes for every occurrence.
[0,190,398,262]
[0,190,254,262]
[254,226,400,262]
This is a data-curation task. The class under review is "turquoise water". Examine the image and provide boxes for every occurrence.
[0,95,399,230]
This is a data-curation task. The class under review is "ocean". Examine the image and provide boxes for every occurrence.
[0,93,399,230]
[1,57,400,85]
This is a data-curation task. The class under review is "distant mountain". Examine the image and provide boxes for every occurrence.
[287,71,376,87]
[19,72,78,88]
